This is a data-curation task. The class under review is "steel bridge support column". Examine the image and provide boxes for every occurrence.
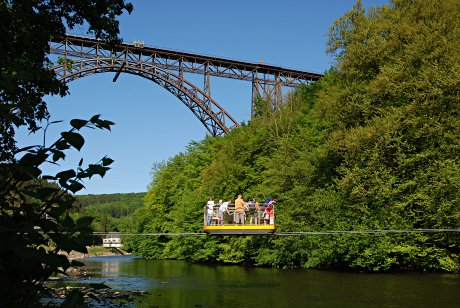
[179,59,184,87]
[251,74,283,117]
[204,64,211,109]
[273,73,283,111]
[251,76,259,118]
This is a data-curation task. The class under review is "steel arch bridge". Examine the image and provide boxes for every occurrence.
[50,34,323,135]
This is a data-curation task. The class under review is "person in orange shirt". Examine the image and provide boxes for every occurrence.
[234,194,246,225]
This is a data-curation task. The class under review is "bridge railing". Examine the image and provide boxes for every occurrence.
[204,203,275,226]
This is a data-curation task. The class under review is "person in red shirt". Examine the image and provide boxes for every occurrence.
[264,199,275,225]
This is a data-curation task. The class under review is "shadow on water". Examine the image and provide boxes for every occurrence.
[70,256,460,308]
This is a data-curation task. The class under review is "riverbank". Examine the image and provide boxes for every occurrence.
[44,283,146,307]
[61,246,131,260]
[47,253,143,306]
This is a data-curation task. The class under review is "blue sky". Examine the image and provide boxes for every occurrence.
[16,0,389,195]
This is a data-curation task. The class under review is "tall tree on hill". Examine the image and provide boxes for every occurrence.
[317,0,460,270]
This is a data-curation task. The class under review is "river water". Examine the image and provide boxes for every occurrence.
[76,256,459,307]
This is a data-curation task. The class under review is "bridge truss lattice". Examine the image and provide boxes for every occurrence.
[50,34,322,135]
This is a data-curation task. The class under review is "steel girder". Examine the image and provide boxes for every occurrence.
[50,35,322,84]
[52,58,238,135]
[49,34,323,134]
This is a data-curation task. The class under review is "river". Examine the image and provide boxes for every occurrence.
[73,256,459,307]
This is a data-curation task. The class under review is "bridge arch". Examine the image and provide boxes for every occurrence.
[52,58,239,135]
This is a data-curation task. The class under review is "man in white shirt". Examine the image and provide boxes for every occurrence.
[218,199,231,225]
[206,196,215,226]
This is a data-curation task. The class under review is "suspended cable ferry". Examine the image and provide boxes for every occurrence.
[203,201,276,235]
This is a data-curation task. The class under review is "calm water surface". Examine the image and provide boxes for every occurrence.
[77,256,460,307]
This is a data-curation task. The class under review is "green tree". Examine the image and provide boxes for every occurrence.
[0,0,133,161]
[0,0,132,305]
[132,0,459,272]
[0,116,115,305]
[72,192,145,232]
[316,0,460,270]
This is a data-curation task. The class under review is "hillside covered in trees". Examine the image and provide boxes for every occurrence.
[126,0,460,272]
[74,193,145,232]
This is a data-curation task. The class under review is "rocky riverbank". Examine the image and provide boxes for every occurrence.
[47,252,144,307]
[42,285,147,307]
[61,246,131,260]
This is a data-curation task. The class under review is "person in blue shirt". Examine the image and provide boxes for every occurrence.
[264,196,271,209]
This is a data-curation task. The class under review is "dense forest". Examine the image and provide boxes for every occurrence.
[124,0,460,272]
[73,193,145,232]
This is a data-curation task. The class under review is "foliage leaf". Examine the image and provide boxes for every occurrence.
[70,119,89,130]
[61,132,85,151]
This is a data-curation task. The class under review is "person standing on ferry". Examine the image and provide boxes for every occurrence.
[218,199,231,225]
[234,194,246,225]
[264,195,272,210]
[206,196,215,226]
[264,199,275,225]
[249,198,259,225]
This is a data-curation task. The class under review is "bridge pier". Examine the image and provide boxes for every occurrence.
[251,75,283,116]
[203,68,211,109]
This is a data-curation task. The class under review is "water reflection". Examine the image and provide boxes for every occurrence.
[101,259,120,277]
[79,257,460,308]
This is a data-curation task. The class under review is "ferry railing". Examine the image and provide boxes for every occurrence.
[204,203,275,226]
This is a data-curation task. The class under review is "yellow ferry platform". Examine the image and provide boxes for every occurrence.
[204,224,276,235]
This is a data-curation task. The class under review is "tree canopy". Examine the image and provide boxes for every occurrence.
[0,1,132,306]
[130,0,460,272]
[0,0,133,161]
[72,192,145,233]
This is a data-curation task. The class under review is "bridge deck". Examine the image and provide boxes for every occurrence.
[57,34,323,83]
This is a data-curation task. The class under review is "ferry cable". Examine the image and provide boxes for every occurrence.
[274,229,460,236]
[94,232,207,236]
[93,229,460,236]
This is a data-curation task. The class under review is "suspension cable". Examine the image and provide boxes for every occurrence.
[93,229,460,237]
[275,229,460,236]
[93,232,206,236]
